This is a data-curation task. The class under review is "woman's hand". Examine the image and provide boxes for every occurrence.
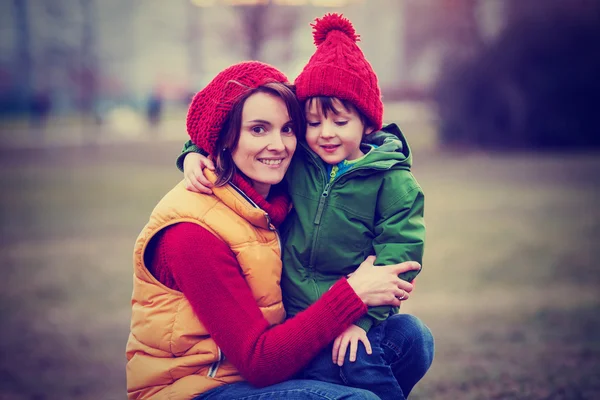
[347,256,419,307]
[183,153,215,194]
[332,324,371,366]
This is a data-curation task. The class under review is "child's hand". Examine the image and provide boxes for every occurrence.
[183,153,215,194]
[332,325,372,366]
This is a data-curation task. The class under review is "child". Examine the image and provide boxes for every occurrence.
[178,14,430,400]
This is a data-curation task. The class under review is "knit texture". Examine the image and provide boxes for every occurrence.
[186,61,289,155]
[146,224,366,386]
[295,13,383,130]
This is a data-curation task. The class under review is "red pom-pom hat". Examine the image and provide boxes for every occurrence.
[295,13,383,131]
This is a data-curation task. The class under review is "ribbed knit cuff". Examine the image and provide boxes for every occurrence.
[320,278,367,324]
[176,140,207,172]
[354,316,374,333]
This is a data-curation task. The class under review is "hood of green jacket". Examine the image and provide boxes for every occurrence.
[298,123,413,175]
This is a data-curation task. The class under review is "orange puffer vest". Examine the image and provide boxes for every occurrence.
[126,174,286,400]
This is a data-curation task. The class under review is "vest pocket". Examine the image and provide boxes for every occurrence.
[207,347,223,378]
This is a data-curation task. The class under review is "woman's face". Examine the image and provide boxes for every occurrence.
[231,91,297,198]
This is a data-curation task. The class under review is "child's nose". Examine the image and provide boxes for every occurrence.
[320,125,335,138]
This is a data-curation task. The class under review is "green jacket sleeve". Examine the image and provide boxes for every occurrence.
[365,174,426,328]
[176,140,207,172]
[355,316,375,333]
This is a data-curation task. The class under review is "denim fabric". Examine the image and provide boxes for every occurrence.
[194,379,379,399]
[301,314,434,400]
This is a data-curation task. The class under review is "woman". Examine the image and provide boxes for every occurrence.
[126,61,421,400]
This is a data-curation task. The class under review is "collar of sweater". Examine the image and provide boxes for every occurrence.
[230,173,290,228]
[203,169,290,229]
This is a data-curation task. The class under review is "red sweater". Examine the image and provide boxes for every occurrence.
[146,175,367,387]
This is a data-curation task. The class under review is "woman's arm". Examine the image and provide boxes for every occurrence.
[157,222,367,387]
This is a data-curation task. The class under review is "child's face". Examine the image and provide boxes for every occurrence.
[304,98,373,165]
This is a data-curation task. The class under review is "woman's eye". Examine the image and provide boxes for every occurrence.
[282,126,295,135]
[251,126,266,134]
[335,121,348,126]
[307,122,320,127]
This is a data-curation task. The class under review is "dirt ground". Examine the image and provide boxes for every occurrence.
[0,140,599,400]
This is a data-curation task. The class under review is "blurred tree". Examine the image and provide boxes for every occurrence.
[79,0,99,119]
[186,1,203,91]
[434,0,600,150]
[12,0,32,113]
[237,4,269,60]
[234,4,300,61]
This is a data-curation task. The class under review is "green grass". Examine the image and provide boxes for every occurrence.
[0,148,599,399]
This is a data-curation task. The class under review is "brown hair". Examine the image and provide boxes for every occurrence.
[213,82,304,187]
[305,96,371,131]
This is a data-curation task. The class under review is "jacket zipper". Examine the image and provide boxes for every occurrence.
[207,347,223,378]
[305,160,393,274]
[301,142,405,296]
[303,150,328,297]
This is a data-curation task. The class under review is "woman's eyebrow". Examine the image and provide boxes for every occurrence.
[246,119,272,125]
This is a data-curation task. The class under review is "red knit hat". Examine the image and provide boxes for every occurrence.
[295,13,383,131]
[187,61,289,155]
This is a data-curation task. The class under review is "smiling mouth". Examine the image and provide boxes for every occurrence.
[321,144,340,152]
[258,158,284,166]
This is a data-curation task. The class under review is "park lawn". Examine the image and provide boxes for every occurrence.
[0,148,598,400]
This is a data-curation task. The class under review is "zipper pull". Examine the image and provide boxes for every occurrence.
[314,184,330,224]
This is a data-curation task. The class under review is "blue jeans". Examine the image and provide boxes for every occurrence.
[300,314,434,400]
[195,379,380,399]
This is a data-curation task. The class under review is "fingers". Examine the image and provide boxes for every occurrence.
[185,173,212,194]
[348,336,358,363]
[332,336,342,364]
[359,255,376,267]
[192,170,214,193]
[397,279,415,294]
[342,334,371,364]
[395,287,410,301]
[184,178,201,193]
[337,336,350,366]
[362,336,372,355]
[388,293,401,307]
[392,261,421,275]
[201,157,216,171]
[364,255,376,263]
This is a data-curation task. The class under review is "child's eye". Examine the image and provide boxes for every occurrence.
[251,126,266,134]
[335,121,348,126]
[282,126,295,135]
[307,121,321,127]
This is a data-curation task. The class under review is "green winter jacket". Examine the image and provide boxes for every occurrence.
[280,123,424,332]
[176,123,425,333]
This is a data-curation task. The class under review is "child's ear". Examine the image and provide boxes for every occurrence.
[364,126,376,135]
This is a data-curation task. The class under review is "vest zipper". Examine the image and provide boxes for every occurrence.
[230,182,260,209]
[230,181,274,231]
[207,347,223,378]
[231,182,282,256]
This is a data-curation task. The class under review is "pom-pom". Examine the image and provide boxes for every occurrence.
[311,13,359,46]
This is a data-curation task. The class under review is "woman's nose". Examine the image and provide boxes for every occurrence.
[267,132,286,151]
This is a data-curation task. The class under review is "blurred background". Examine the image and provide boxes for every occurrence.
[0,0,599,399]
